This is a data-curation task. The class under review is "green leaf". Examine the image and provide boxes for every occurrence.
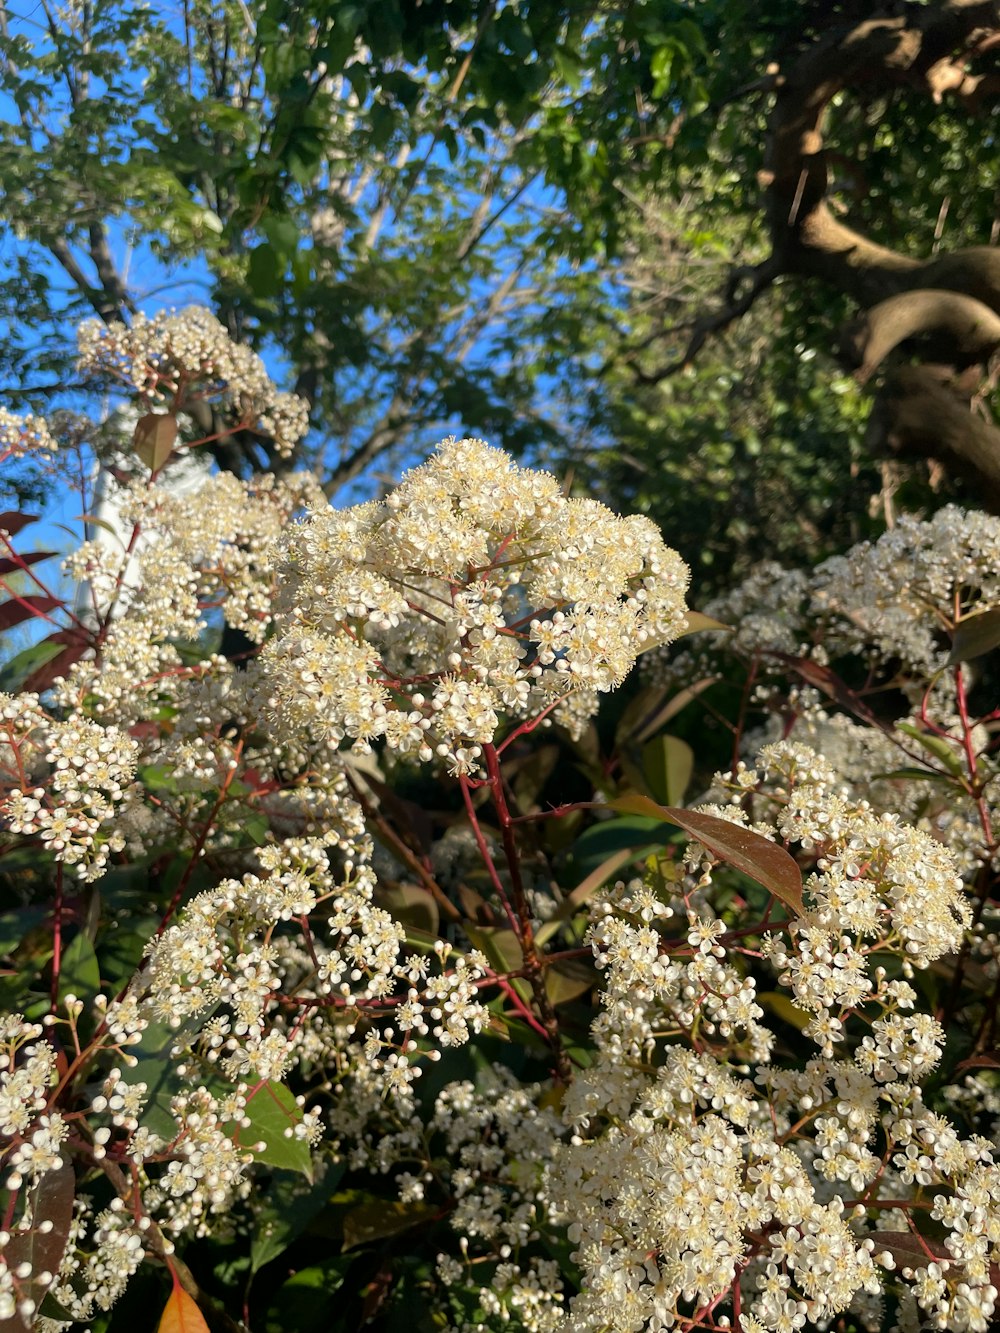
[243,812,271,846]
[569,814,677,878]
[138,764,179,794]
[535,845,641,947]
[677,611,731,638]
[0,637,64,691]
[947,608,1000,664]
[132,1020,223,1141]
[100,916,161,991]
[896,723,964,776]
[250,1159,345,1273]
[248,242,282,298]
[0,905,48,955]
[545,955,595,1005]
[58,932,100,1003]
[873,767,958,785]
[642,734,693,806]
[264,1260,353,1333]
[381,883,439,938]
[463,926,527,999]
[236,1080,314,1180]
[630,677,722,745]
[757,990,810,1031]
[608,796,805,917]
[614,678,720,748]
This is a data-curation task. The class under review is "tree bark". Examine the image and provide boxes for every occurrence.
[683,0,1000,497]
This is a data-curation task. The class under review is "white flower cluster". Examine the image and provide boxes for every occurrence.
[112,816,490,1100]
[0,693,139,880]
[330,1062,567,1331]
[76,307,309,456]
[0,407,55,458]
[648,505,1000,686]
[643,506,1000,883]
[542,740,991,1333]
[738,739,971,973]
[56,469,324,725]
[814,506,1000,677]
[261,437,689,772]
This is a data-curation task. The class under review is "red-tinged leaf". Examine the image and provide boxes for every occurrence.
[956,1051,1000,1070]
[23,640,90,693]
[0,594,63,630]
[156,1282,210,1333]
[774,655,883,729]
[2,1158,74,1331]
[0,511,39,538]
[134,412,178,473]
[609,795,805,917]
[0,551,55,575]
[870,1231,949,1271]
[870,1232,1000,1290]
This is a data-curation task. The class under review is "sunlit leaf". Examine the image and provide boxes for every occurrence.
[133,412,178,473]
[609,795,805,916]
[156,1282,210,1333]
[896,723,964,776]
[2,1158,74,1331]
[676,611,731,637]
[236,1080,313,1179]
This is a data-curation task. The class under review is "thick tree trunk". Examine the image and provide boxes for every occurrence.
[868,366,1000,509]
[684,0,1000,497]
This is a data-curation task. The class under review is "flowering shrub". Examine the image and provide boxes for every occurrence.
[1,309,1000,1332]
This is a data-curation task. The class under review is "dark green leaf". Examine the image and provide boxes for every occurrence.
[642,734,693,806]
[58,932,100,1003]
[250,1160,345,1273]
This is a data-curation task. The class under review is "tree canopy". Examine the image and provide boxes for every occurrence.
[0,0,996,568]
